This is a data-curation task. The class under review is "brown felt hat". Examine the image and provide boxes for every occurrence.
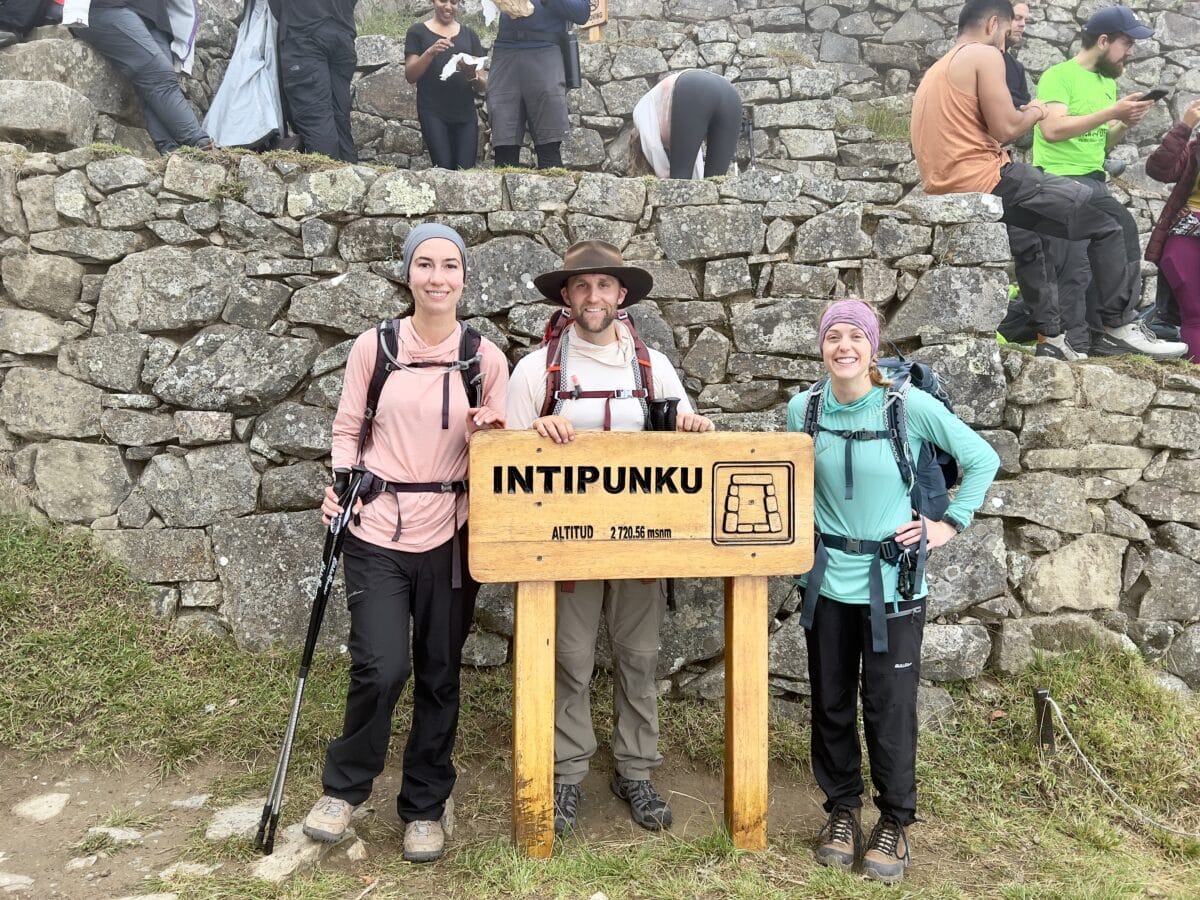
[533,240,654,306]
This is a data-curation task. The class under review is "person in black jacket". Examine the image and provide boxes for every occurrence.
[270,0,358,162]
[486,0,589,169]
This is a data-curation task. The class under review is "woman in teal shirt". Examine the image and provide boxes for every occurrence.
[786,299,999,885]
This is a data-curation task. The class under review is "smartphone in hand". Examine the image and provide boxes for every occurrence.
[1139,89,1169,102]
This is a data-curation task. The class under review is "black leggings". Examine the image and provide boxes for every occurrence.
[668,69,742,179]
[493,141,562,169]
[419,111,478,171]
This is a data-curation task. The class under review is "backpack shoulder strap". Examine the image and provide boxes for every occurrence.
[800,378,827,436]
[356,318,400,461]
[883,375,916,489]
[617,311,656,402]
[459,323,483,408]
[540,309,572,417]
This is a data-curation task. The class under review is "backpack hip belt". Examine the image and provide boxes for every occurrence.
[800,532,911,654]
[358,470,469,588]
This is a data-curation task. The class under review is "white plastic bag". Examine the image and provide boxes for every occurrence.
[202,0,284,148]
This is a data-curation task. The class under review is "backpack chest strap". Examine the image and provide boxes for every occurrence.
[814,424,891,501]
[550,387,650,431]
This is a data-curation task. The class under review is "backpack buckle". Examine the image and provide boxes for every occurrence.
[612,388,634,399]
[844,538,863,554]
[439,482,455,493]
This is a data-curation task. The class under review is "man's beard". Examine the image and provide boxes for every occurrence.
[1097,56,1125,79]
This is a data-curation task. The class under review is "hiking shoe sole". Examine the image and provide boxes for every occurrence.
[862,859,907,884]
[815,845,856,870]
[302,824,348,843]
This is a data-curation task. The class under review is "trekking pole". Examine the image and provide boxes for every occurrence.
[254,464,367,855]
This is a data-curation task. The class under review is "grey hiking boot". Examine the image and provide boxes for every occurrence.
[1092,321,1187,359]
[861,814,912,884]
[554,782,580,835]
[610,773,672,831]
[1035,333,1087,361]
[815,806,862,870]
[302,795,354,843]
[402,819,445,863]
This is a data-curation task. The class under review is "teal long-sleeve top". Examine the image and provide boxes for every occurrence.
[786,381,1000,606]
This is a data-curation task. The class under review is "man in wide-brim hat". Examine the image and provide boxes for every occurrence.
[507,240,714,840]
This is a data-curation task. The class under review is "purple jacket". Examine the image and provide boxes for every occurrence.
[1145,121,1200,265]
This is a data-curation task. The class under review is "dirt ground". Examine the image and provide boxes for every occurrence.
[0,751,829,899]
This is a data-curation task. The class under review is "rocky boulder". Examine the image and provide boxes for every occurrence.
[152,326,320,414]
[140,444,260,527]
[1021,534,1127,614]
[211,512,350,651]
[0,367,102,440]
[33,440,131,523]
[0,79,96,150]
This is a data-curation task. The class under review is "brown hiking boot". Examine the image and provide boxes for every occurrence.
[862,814,911,884]
[815,806,861,870]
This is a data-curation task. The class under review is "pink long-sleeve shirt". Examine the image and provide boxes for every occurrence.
[330,318,509,553]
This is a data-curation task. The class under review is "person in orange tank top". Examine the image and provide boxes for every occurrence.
[912,0,1185,358]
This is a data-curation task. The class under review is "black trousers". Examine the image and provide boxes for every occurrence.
[804,596,925,825]
[280,23,357,163]
[993,162,1137,330]
[419,110,478,171]
[321,527,478,822]
[669,69,742,178]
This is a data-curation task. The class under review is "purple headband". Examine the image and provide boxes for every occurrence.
[818,299,880,358]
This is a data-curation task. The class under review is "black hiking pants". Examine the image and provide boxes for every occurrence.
[993,162,1138,331]
[805,595,925,826]
[280,22,357,163]
[321,527,478,823]
[669,68,742,178]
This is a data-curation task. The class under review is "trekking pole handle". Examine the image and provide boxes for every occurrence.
[331,465,367,535]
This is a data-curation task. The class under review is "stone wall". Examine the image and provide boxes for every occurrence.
[1,149,1199,700]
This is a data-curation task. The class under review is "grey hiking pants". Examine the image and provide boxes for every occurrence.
[555,578,666,785]
[993,162,1138,331]
[72,6,210,154]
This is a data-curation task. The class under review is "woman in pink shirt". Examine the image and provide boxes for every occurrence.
[302,224,509,863]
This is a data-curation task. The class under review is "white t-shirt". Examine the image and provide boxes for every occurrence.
[507,321,693,431]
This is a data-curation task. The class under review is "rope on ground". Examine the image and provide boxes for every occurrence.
[1044,695,1200,840]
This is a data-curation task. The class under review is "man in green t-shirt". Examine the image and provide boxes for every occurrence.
[1030,6,1186,359]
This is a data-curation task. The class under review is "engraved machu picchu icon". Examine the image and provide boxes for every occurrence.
[711,462,794,545]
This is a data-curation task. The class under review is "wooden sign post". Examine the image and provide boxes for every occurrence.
[469,431,813,857]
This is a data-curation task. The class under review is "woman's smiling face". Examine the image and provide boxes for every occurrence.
[821,321,873,385]
[407,237,464,315]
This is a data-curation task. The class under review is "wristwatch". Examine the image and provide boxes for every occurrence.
[942,514,966,534]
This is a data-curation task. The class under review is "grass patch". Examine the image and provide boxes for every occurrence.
[86,141,136,159]
[841,107,911,141]
[0,517,349,783]
[4,519,1200,897]
[765,47,814,67]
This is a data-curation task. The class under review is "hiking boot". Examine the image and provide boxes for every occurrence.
[302,795,354,843]
[1092,321,1187,359]
[861,814,911,884]
[610,773,672,831]
[815,806,862,870]
[0,31,18,50]
[554,782,580,835]
[402,819,444,863]
[1035,333,1087,361]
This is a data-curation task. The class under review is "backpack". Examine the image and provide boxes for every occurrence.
[354,318,483,461]
[797,356,959,654]
[538,308,656,430]
[799,357,959,519]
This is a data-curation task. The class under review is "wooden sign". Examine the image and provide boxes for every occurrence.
[584,0,607,29]
[468,431,814,583]
[469,430,814,859]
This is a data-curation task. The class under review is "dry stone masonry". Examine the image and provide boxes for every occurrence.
[0,0,1199,701]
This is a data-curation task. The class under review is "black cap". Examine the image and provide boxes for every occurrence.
[1084,5,1154,39]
